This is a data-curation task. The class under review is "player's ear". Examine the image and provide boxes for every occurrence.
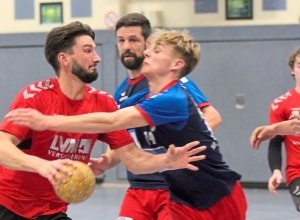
[57,52,70,67]
[171,59,185,71]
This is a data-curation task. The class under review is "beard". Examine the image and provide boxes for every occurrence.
[121,51,145,70]
[71,60,98,84]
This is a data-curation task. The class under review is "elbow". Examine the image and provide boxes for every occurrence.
[216,113,222,126]
[209,112,222,131]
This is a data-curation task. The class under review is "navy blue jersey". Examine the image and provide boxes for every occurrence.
[121,80,241,210]
[114,75,149,106]
[115,75,211,190]
[114,74,167,189]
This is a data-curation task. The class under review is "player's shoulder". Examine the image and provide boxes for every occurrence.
[270,89,295,111]
[151,83,187,105]
[271,89,294,105]
[121,88,149,108]
[179,76,191,84]
[19,78,56,101]
[85,85,115,101]
[164,83,188,97]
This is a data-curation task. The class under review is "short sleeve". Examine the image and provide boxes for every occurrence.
[180,77,210,109]
[135,88,189,128]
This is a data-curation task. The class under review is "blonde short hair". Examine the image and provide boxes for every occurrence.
[149,29,200,77]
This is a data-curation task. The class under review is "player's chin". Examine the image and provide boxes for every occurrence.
[141,66,150,76]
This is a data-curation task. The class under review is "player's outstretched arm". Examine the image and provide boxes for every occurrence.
[114,142,206,175]
[6,107,148,133]
[0,131,76,187]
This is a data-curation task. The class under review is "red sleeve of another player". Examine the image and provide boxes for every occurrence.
[97,95,133,150]
[0,87,37,141]
[269,100,287,125]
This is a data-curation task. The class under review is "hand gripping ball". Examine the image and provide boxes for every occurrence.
[54,161,96,203]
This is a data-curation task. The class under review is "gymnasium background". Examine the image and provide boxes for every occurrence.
[0,0,298,186]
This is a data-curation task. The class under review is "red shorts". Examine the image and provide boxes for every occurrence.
[118,188,170,220]
[168,182,247,220]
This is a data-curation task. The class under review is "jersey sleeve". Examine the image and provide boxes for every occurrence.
[180,77,210,109]
[0,86,40,141]
[97,94,133,149]
[120,89,149,109]
[135,89,189,128]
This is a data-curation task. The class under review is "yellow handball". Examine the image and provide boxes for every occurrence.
[54,161,96,203]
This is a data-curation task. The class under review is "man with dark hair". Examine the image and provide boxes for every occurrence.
[0,21,206,220]
[251,47,300,212]
[93,13,222,220]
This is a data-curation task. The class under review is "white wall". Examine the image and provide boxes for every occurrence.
[0,0,300,34]
[127,0,300,27]
[0,0,122,33]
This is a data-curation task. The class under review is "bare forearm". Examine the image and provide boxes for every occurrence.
[46,107,146,134]
[0,142,43,172]
[48,113,115,133]
[105,147,121,169]
[117,147,169,175]
[272,121,294,135]
[125,153,169,175]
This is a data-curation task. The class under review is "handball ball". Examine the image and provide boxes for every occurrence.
[54,161,96,203]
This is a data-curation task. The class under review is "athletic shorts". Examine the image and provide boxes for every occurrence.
[168,182,247,220]
[0,204,71,220]
[118,188,170,220]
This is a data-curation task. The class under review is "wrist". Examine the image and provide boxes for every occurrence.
[46,115,59,130]
[25,155,45,173]
[270,124,278,135]
[273,169,281,175]
[164,154,172,169]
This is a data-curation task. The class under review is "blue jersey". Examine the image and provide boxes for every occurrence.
[115,75,211,190]
[121,81,241,210]
[179,77,210,109]
[114,75,149,106]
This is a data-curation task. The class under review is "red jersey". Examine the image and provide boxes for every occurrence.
[0,78,133,219]
[269,88,300,186]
